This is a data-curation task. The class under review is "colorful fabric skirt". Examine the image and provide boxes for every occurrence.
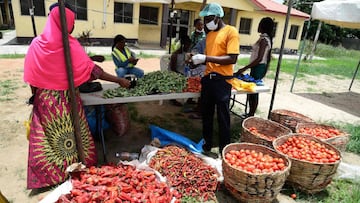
[27,89,97,189]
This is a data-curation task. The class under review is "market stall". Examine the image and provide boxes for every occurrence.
[80,83,270,161]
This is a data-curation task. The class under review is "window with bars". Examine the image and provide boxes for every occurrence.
[239,18,252,34]
[20,0,45,16]
[67,0,87,20]
[139,6,158,25]
[289,25,299,40]
[114,2,133,24]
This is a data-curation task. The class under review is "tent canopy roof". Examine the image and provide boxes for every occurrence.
[311,0,360,29]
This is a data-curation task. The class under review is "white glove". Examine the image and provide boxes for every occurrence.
[191,54,206,65]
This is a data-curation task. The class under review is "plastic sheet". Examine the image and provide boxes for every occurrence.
[149,125,204,154]
[84,105,110,138]
[335,162,360,182]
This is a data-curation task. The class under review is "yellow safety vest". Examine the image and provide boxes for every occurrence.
[112,47,134,68]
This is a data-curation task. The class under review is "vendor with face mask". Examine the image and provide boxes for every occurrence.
[191,3,240,157]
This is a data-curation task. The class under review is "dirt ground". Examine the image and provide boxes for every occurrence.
[0,57,360,203]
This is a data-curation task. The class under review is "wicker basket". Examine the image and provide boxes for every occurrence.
[241,117,292,149]
[270,109,314,132]
[295,123,350,152]
[273,134,341,194]
[222,143,291,203]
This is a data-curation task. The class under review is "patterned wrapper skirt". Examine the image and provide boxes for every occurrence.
[27,89,97,189]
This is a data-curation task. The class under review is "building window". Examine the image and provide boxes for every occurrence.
[289,25,299,40]
[67,0,87,20]
[139,6,158,25]
[114,2,133,24]
[20,0,45,16]
[239,18,252,34]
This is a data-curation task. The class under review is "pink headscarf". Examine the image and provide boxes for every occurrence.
[24,6,94,90]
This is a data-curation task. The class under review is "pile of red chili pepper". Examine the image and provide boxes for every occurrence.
[148,145,219,202]
[183,77,201,92]
[56,164,173,203]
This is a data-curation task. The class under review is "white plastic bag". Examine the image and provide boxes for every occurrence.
[335,162,360,182]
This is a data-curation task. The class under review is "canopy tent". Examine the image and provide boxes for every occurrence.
[290,0,360,92]
[311,0,360,29]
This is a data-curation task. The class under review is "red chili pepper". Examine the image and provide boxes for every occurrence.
[119,192,133,201]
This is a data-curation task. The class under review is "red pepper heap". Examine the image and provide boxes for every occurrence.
[57,163,173,203]
[149,145,219,202]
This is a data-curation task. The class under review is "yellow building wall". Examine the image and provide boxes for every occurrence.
[237,11,305,50]
[11,0,306,51]
[138,3,163,44]
[12,1,141,40]
[74,1,140,40]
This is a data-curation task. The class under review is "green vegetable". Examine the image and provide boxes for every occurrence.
[103,70,187,98]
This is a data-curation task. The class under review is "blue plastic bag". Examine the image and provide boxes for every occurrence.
[150,125,204,154]
[236,73,264,86]
[84,105,110,139]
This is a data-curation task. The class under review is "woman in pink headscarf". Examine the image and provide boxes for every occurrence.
[23,3,130,189]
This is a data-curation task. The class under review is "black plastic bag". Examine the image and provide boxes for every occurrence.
[79,82,103,93]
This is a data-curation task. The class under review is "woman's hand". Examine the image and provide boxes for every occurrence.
[118,78,131,88]
[234,67,246,76]
[128,57,139,65]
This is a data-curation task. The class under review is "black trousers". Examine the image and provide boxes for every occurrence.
[200,76,232,153]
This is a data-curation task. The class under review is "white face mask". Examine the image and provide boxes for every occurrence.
[196,29,204,33]
[206,20,218,31]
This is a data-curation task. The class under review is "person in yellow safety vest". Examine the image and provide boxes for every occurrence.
[112,34,144,78]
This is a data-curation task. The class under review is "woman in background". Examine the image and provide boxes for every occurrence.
[112,34,144,78]
[235,17,274,117]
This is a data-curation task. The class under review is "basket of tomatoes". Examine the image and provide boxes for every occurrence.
[273,133,341,194]
[222,143,291,203]
[295,123,350,152]
[241,117,292,149]
[270,109,314,132]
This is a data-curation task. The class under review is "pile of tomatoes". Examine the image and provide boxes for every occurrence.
[183,77,201,92]
[224,149,287,174]
[297,126,343,139]
[248,126,275,141]
[276,136,341,163]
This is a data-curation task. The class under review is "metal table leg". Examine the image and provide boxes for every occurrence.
[229,94,249,119]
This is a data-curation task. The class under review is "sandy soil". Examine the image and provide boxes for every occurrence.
[0,57,359,203]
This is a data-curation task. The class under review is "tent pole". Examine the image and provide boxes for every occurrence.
[349,60,360,91]
[27,0,37,37]
[59,0,86,164]
[309,21,322,61]
[268,0,293,119]
[290,19,311,92]
[168,0,174,54]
